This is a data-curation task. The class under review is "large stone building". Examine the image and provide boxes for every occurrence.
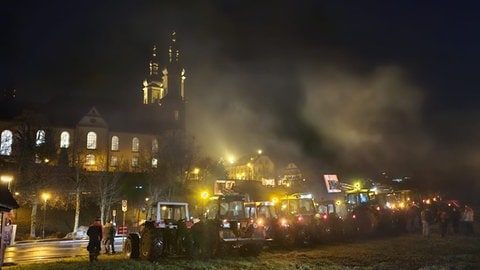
[0,32,186,174]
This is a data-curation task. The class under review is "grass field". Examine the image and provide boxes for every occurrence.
[3,229,480,270]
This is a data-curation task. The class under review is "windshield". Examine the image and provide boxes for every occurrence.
[219,200,246,219]
[151,204,188,221]
[279,199,316,215]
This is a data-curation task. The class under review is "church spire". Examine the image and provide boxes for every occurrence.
[166,31,184,99]
[168,31,180,64]
[149,45,159,76]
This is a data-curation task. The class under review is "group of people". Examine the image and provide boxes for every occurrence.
[86,218,116,262]
[419,203,475,238]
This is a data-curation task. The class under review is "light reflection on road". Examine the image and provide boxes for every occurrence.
[3,238,123,265]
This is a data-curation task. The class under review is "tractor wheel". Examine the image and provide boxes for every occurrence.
[140,228,165,261]
[297,227,313,247]
[124,234,140,259]
[188,222,218,259]
[281,227,296,249]
[239,243,262,257]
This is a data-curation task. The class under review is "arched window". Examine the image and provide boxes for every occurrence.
[87,131,97,149]
[132,156,138,167]
[86,154,95,165]
[132,137,139,152]
[60,131,70,148]
[0,130,13,156]
[36,130,46,146]
[111,156,118,167]
[152,139,158,153]
[111,136,119,151]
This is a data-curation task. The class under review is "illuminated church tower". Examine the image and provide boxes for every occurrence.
[142,31,186,131]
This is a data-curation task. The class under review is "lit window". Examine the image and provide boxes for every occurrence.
[111,136,119,151]
[0,130,13,156]
[60,131,70,148]
[152,158,158,168]
[87,132,97,149]
[132,156,138,167]
[152,139,158,153]
[111,156,118,167]
[132,137,139,152]
[36,130,46,146]
[86,154,95,165]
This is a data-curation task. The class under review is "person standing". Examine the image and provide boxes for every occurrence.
[463,205,474,236]
[87,217,103,262]
[450,206,461,234]
[439,208,449,237]
[420,207,432,238]
[103,220,116,254]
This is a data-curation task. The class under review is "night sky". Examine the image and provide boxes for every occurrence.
[3,1,480,199]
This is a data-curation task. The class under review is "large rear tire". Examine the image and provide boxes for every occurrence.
[280,227,296,249]
[140,227,165,261]
[124,234,140,259]
[188,222,218,259]
[239,243,262,257]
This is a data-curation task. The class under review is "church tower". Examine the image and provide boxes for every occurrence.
[142,45,165,104]
[141,32,186,131]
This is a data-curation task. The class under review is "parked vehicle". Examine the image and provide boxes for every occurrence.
[123,201,193,261]
[245,201,277,240]
[276,193,319,247]
[190,193,267,258]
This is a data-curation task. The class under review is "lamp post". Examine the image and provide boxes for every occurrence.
[200,191,209,219]
[41,193,50,239]
[1,175,14,267]
[144,197,150,220]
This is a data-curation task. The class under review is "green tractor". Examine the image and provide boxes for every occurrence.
[189,193,268,258]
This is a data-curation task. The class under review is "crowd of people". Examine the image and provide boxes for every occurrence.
[404,202,475,238]
[86,218,116,262]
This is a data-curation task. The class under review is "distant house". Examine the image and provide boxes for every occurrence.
[277,163,303,187]
[225,153,275,184]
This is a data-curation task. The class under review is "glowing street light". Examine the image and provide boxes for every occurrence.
[1,175,13,191]
[41,193,50,239]
[353,182,361,190]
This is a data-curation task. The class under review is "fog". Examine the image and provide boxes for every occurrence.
[186,45,479,199]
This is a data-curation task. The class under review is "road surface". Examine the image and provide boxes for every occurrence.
[3,237,124,265]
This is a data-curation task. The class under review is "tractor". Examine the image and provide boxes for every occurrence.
[123,201,193,261]
[189,193,268,258]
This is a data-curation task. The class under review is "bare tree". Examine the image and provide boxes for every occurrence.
[86,155,123,225]
[155,130,198,201]
[11,110,58,238]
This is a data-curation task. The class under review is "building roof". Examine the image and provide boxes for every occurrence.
[37,93,170,134]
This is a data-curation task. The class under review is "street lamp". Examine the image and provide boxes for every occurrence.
[41,193,50,239]
[144,197,150,220]
[1,175,13,191]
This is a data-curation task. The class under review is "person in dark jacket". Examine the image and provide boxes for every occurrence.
[87,218,103,262]
[103,220,116,254]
